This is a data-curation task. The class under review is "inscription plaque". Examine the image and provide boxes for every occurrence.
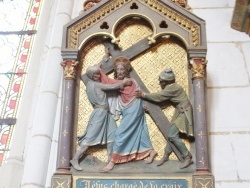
[75,179,189,188]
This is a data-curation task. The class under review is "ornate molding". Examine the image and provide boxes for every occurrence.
[193,175,214,188]
[61,60,79,79]
[141,0,199,46]
[171,0,190,10]
[80,0,103,14]
[68,0,200,48]
[52,174,72,188]
[189,58,207,80]
[69,0,129,48]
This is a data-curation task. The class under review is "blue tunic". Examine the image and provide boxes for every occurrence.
[111,99,153,163]
[78,80,123,146]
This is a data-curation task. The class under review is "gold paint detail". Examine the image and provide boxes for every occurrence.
[61,156,66,164]
[190,58,207,79]
[65,106,70,114]
[148,36,156,44]
[52,175,71,188]
[194,176,214,188]
[139,0,199,47]
[198,131,206,139]
[61,60,79,79]
[111,37,121,48]
[62,129,69,137]
[69,0,131,48]
[135,0,199,46]
[196,81,201,89]
[197,105,202,113]
[171,0,190,10]
[199,156,205,165]
[72,175,193,188]
[68,0,200,48]
[77,22,190,162]
[67,82,72,89]
[114,18,153,50]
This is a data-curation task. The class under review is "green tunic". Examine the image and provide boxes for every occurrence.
[144,83,193,136]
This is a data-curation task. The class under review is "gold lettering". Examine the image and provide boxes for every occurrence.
[78,180,185,188]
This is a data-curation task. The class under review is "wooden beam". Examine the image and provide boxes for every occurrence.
[99,38,184,162]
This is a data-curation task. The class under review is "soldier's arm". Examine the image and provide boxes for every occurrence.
[101,78,132,91]
[81,74,89,86]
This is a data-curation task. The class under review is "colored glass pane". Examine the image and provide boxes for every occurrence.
[0,0,42,165]
[0,0,30,31]
[0,35,20,72]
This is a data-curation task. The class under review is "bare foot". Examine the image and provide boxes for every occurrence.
[102,161,115,172]
[145,150,157,164]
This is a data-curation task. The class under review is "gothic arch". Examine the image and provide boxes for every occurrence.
[55,0,213,187]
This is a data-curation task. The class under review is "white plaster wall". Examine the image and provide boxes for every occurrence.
[0,1,58,187]
[72,0,85,18]
[189,0,250,187]
[0,0,74,187]
[21,0,74,187]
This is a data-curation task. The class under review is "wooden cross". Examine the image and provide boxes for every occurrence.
[99,37,184,162]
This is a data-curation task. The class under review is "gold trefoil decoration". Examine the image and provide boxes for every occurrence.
[68,0,200,48]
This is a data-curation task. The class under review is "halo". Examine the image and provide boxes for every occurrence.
[114,56,131,71]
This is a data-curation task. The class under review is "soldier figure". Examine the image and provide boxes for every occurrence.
[134,68,194,169]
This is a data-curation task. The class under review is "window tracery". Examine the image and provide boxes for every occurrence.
[0,0,42,165]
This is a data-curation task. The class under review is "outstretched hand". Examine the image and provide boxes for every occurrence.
[134,89,145,98]
[123,77,132,86]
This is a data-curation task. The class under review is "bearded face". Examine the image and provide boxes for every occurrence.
[115,64,127,80]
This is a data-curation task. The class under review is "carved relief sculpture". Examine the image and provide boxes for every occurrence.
[70,65,132,170]
[55,0,214,187]
[134,68,194,169]
[100,56,157,172]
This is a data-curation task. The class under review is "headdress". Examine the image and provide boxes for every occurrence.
[86,65,99,79]
[114,56,131,71]
[159,68,175,81]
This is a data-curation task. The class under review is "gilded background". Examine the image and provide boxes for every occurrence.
[77,18,190,162]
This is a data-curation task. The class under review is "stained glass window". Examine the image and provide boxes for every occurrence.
[0,0,43,165]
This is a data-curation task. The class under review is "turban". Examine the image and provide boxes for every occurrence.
[86,65,100,79]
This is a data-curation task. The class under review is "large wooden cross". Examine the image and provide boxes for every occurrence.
[99,38,184,162]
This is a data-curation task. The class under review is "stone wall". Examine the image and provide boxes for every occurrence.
[189,0,250,187]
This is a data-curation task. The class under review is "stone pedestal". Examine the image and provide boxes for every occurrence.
[52,173,72,188]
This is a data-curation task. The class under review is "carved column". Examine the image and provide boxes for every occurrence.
[189,57,209,172]
[57,59,78,172]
